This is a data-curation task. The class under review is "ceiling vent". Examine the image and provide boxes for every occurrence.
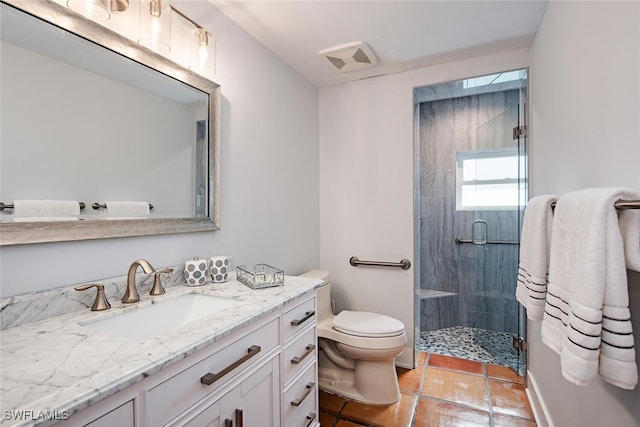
[319,41,377,73]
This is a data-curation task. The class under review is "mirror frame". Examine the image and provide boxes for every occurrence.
[0,0,221,246]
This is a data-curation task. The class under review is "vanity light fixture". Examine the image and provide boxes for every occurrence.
[66,0,111,22]
[66,0,214,77]
[66,0,129,22]
[138,0,171,54]
[172,6,216,76]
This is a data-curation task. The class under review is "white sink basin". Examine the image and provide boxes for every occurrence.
[84,293,239,341]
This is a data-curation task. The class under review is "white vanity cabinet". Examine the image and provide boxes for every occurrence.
[55,292,318,427]
[281,296,318,427]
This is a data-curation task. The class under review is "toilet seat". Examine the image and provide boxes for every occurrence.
[332,310,405,338]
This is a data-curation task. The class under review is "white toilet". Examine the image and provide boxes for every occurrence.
[299,270,407,405]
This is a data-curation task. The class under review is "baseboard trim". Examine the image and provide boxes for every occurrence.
[527,370,553,427]
[395,346,413,369]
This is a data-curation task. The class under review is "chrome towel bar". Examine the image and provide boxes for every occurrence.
[454,199,639,246]
[92,202,154,210]
[550,199,640,210]
[349,256,411,270]
[0,201,86,211]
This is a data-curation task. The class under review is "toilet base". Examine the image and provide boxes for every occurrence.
[318,346,401,405]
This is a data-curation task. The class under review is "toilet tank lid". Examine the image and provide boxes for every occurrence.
[332,310,405,337]
[298,269,330,282]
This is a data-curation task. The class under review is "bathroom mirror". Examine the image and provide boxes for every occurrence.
[0,0,220,245]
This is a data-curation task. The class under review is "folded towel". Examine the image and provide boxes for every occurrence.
[13,200,80,218]
[516,195,557,320]
[619,208,640,272]
[541,187,639,390]
[105,201,150,217]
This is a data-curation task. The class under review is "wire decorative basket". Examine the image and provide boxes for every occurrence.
[236,264,284,289]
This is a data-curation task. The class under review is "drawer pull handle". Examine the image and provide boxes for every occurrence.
[224,419,232,427]
[236,408,243,427]
[291,344,315,365]
[305,412,317,427]
[291,382,315,407]
[201,345,262,386]
[291,310,315,326]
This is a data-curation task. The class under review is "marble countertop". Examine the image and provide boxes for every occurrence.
[0,275,321,426]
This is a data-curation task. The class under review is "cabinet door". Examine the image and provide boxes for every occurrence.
[236,358,279,427]
[183,400,222,427]
[84,401,134,427]
[179,357,279,427]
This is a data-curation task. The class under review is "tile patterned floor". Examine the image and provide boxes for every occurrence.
[319,352,536,427]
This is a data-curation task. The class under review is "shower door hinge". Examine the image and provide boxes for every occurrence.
[512,336,527,351]
[512,125,527,140]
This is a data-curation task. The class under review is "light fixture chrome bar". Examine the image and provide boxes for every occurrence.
[171,5,209,45]
[171,5,200,29]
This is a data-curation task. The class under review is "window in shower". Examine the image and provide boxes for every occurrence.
[455,147,526,210]
[462,69,527,89]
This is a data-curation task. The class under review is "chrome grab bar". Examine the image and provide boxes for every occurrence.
[349,256,411,270]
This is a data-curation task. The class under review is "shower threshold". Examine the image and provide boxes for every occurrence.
[417,326,522,373]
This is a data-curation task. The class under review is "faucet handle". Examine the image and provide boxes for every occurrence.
[151,268,174,296]
[75,283,111,311]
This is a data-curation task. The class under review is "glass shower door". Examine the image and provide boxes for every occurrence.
[460,94,527,374]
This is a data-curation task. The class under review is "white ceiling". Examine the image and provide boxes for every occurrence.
[210,0,548,87]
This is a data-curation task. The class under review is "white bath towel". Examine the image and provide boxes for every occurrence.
[105,201,150,217]
[541,187,639,390]
[13,200,80,218]
[619,208,640,272]
[516,195,557,320]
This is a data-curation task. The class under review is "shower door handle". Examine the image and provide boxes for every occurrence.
[471,220,488,245]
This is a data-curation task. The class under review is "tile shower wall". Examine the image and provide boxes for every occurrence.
[419,89,520,334]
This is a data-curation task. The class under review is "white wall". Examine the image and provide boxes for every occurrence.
[0,1,319,297]
[529,1,640,426]
[319,49,530,367]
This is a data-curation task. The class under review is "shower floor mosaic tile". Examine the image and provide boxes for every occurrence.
[417,326,521,371]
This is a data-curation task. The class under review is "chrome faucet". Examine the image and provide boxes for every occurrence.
[122,259,156,303]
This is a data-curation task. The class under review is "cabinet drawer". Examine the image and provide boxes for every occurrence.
[283,297,316,341]
[283,326,316,384]
[284,364,318,427]
[147,318,278,426]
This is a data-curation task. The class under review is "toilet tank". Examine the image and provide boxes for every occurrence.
[298,270,333,324]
